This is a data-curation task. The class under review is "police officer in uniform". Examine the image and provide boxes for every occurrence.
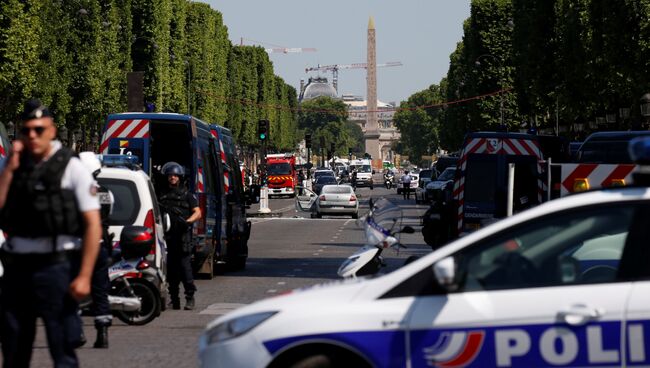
[79,152,114,348]
[0,99,102,367]
[159,162,201,310]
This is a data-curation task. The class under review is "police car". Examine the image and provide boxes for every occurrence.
[198,139,650,367]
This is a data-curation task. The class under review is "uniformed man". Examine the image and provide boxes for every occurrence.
[0,99,102,367]
[159,162,201,310]
[401,170,412,200]
[79,151,114,348]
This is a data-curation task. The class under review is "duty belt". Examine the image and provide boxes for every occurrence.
[0,249,77,267]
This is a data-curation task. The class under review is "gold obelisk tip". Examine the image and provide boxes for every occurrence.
[368,16,375,30]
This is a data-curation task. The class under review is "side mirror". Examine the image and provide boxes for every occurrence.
[163,213,171,233]
[400,225,415,234]
[433,256,457,291]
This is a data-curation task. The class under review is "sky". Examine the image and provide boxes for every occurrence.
[202,1,471,104]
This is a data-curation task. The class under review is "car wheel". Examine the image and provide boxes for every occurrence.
[352,212,358,219]
[316,213,322,218]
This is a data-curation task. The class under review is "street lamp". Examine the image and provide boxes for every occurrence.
[475,53,506,127]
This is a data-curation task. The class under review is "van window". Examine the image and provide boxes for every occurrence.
[97,178,141,226]
[464,155,497,203]
[200,145,215,194]
[577,140,633,163]
[149,120,193,193]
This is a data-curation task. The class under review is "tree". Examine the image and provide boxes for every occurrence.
[393,85,442,163]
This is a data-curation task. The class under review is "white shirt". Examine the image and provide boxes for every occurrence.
[401,174,412,184]
[7,141,100,254]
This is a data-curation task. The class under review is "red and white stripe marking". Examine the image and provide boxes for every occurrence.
[560,163,636,196]
[197,167,205,193]
[100,119,150,154]
[454,137,546,232]
[210,129,230,194]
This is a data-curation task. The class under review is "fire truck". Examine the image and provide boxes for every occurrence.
[265,153,297,197]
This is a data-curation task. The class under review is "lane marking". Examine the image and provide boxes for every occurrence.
[312,253,320,256]
[267,289,277,293]
[199,303,247,315]
[277,281,286,285]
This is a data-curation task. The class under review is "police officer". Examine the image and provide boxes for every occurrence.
[401,170,412,200]
[159,162,201,310]
[79,152,113,348]
[0,99,102,367]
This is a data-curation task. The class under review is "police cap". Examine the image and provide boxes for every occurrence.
[20,99,53,121]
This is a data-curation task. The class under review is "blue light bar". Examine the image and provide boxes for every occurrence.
[98,154,141,168]
[628,137,650,165]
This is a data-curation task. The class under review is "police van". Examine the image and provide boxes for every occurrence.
[100,113,254,277]
[198,138,650,367]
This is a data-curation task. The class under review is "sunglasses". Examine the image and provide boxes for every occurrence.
[20,126,47,136]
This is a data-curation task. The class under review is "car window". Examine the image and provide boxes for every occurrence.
[454,204,637,292]
[317,177,337,184]
[437,168,456,181]
[322,186,352,194]
[97,178,142,226]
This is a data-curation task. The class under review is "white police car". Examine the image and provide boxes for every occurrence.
[199,153,650,368]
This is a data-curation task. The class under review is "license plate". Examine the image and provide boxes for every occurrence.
[332,206,344,209]
[274,190,281,193]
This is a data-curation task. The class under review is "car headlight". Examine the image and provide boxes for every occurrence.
[202,311,277,347]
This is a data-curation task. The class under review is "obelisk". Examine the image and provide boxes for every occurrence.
[365,16,381,166]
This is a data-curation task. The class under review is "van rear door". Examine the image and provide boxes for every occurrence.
[100,118,151,172]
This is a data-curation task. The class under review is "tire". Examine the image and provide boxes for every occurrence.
[289,355,332,368]
[114,280,160,326]
[316,213,322,218]
[352,212,358,219]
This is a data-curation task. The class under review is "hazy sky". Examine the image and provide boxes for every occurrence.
[201,1,471,104]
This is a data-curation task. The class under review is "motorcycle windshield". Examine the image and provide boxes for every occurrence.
[364,198,402,246]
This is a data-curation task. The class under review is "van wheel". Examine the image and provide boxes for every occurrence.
[289,355,332,368]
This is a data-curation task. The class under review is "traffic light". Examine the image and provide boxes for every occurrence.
[305,134,312,148]
[258,120,269,141]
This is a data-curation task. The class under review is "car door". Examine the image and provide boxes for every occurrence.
[403,202,646,367]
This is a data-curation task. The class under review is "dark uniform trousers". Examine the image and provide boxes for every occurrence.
[0,255,79,368]
[166,232,196,301]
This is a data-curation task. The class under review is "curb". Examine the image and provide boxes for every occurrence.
[246,211,284,218]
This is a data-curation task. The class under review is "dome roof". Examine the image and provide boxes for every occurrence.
[302,77,337,101]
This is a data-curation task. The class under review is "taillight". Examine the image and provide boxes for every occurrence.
[319,195,326,201]
[350,195,357,202]
[136,260,151,270]
[144,209,156,255]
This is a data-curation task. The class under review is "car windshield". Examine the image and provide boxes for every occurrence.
[577,140,633,164]
[322,186,351,194]
[351,165,371,173]
[267,163,292,175]
[419,170,432,179]
[437,167,456,181]
[316,176,337,184]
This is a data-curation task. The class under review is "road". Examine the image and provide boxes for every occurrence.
[29,180,432,367]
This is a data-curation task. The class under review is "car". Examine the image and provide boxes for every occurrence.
[199,181,650,368]
[432,155,459,177]
[314,185,358,218]
[422,166,456,203]
[575,131,650,164]
[312,169,335,183]
[312,175,338,194]
[417,169,434,189]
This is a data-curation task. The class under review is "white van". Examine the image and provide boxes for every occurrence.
[349,159,374,189]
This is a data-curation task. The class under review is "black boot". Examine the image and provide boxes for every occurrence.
[184,296,195,310]
[170,297,181,310]
[93,326,109,349]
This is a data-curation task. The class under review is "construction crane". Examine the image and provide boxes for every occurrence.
[239,38,316,54]
[305,62,402,93]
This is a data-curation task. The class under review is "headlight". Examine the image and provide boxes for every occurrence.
[202,311,277,347]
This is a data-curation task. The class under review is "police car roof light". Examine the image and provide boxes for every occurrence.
[98,154,141,169]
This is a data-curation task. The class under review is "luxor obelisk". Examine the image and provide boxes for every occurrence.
[365,16,381,166]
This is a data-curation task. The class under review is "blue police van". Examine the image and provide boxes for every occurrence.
[100,113,255,277]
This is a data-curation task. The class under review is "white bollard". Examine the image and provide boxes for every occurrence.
[258,185,271,214]
[507,163,515,217]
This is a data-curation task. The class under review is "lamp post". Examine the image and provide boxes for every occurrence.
[640,94,650,128]
[475,54,506,128]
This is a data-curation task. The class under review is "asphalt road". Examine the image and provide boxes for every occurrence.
[29,180,432,367]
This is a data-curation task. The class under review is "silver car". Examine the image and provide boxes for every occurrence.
[315,185,358,218]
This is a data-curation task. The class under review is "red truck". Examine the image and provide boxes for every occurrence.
[266,153,297,197]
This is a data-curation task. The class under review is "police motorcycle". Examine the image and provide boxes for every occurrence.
[337,198,415,278]
[383,171,395,189]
